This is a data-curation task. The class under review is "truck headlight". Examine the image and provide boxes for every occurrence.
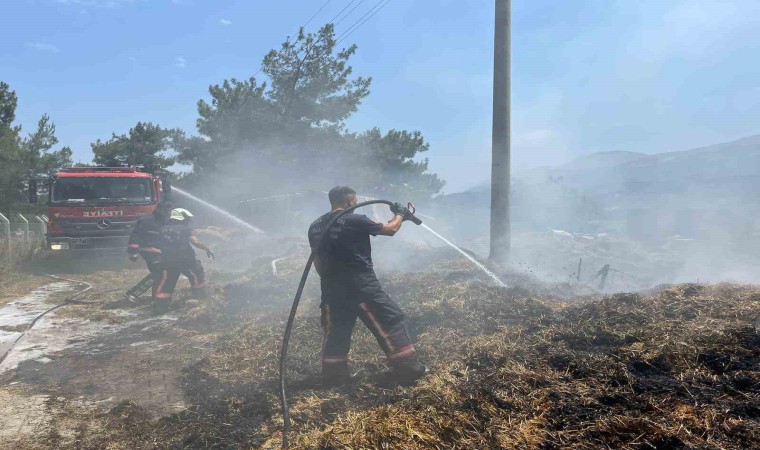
[50,243,69,250]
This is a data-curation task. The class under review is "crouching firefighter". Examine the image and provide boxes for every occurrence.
[308,186,428,386]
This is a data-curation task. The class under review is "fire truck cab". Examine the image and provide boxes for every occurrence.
[31,166,171,251]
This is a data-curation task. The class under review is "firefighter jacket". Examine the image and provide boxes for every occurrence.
[127,214,164,256]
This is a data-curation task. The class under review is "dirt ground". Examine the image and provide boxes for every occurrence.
[0,238,757,449]
[0,259,222,448]
[0,273,51,307]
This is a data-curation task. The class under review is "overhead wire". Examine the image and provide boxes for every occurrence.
[329,0,361,24]
[336,0,392,44]
[247,0,391,126]
[252,0,335,77]
[254,0,392,78]
[304,0,392,72]
[302,0,332,28]
[333,0,368,26]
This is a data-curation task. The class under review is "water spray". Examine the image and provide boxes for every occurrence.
[171,186,265,234]
[279,199,422,449]
[420,224,507,287]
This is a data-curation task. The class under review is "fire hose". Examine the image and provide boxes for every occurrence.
[278,200,422,449]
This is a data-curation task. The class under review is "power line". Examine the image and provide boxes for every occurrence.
[329,0,360,24]
[333,0,368,26]
[336,0,392,44]
[336,0,385,39]
[252,0,333,77]
[335,0,390,44]
[302,0,332,29]
[253,0,392,78]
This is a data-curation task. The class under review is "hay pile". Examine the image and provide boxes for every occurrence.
[278,281,760,450]
[30,248,760,449]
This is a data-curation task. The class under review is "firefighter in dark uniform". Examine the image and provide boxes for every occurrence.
[128,202,172,310]
[128,203,214,313]
[168,207,214,299]
[125,203,214,302]
[146,207,217,313]
[308,186,427,386]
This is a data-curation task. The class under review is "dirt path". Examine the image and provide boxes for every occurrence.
[0,270,219,450]
[0,387,49,447]
[0,273,59,307]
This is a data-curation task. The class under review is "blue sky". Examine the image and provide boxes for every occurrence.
[3,0,760,192]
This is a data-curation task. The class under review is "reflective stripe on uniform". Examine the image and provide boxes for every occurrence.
[155,270,171,299]
[323,304,333,337]
[359,302,394,352]
[321,304,333,361]
[388,344,416,360]
[321,355,348,364]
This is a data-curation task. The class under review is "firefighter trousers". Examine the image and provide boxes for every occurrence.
[320,270,417,368]
[182,260,206,289]
[150,259,205,302]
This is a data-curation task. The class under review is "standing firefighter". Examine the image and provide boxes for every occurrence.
[308,186,427,386]
[168,207,214,299]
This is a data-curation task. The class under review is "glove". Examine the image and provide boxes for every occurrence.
[390,202,412,221]
[206,249,215,260]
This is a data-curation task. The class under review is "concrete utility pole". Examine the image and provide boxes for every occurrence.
[490,0,511,262]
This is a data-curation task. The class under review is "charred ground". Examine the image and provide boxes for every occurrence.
[0,241,758,449]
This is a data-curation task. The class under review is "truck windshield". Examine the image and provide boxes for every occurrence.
[51,177,154,204]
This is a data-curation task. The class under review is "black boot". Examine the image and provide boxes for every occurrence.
[152,299,171,315]
[322,363,359,387]
[390,356,428,384]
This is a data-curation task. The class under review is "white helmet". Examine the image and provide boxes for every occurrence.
[170,208,193,221]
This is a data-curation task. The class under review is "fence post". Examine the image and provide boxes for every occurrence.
[17,213,29,244]
[34,215,47,239]
[0,213,10,256]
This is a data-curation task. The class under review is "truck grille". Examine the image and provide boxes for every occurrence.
[54,218,138,237]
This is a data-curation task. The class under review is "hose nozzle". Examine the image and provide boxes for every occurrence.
[406,202,423,225]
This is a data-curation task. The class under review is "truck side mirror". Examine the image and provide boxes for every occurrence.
[29,180,38,204]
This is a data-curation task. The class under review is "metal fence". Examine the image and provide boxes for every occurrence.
[0,213,47,254]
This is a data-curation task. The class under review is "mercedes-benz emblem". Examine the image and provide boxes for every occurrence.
[96,218,112,229]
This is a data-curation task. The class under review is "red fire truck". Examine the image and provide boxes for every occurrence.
[30,166,171,251]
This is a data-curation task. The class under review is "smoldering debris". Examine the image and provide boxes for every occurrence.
[18,246,759,450]
[267,280,760,450]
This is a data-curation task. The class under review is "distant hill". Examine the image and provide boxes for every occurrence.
[441,134,760,238]
[560,150,648,172]
[518,134,760,207]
